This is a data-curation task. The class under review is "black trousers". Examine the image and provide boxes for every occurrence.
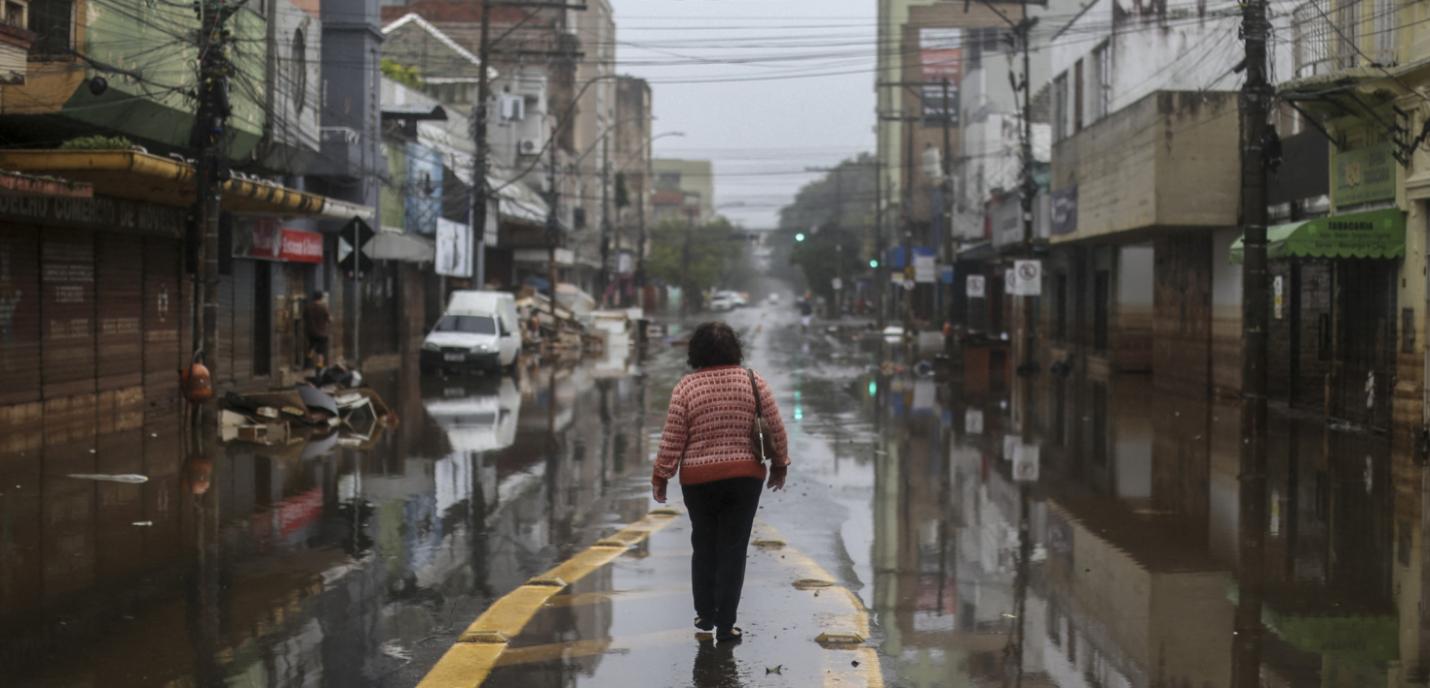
[683,477,763,629]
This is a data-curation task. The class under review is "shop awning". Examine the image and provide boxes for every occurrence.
[0,150,375,220]
[1229,208,1405,264]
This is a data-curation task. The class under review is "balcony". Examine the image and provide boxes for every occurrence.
[1292,0,1399,81]
[1049,91,1240,242]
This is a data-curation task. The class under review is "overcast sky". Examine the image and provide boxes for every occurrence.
[609,0,878,228]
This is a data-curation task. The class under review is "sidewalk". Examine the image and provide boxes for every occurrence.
[417,508,883,688]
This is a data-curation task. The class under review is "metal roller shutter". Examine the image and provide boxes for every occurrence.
[96,234,143,390]
[142,239,181,398]
[0,225,40,405]
[231,260,254,382]
[41,229,96,399]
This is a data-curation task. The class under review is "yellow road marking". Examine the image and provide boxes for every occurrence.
[416,509,682,688]
[752,523,882,687]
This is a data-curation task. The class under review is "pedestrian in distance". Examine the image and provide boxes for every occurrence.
[304,290,331,370]
[798,292,814,332]
[652,321,790,644]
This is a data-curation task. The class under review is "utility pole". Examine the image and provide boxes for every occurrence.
[681,205,694,316]
[875,162,885,329]
[470,0,494,291]
[832,169,844,319]
[902,115,915,335]
[1016,0,1038,373]
[1233,0,1271,681]
[547,122,560,320]
[190,0,237,384]
[940,76,953,326]
[599,136,611,304]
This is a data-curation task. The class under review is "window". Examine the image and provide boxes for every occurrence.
[1091,42,1111,121]
[434,315,497,335]
[1374,0,1396,64]
[292,29,307,114]
[28,0,71,56]
[1336,0,1360,69]
[1053,74,1068,141]
[3,0,26,29]
[1074,59,1085,132]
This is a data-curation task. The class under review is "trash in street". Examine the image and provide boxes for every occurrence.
[67,473,149,484]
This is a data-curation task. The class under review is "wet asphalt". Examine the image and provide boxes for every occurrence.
[0,296,1406,687]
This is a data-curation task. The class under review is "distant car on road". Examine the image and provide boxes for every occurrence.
[766,293,781,305]
[709,292,738,312]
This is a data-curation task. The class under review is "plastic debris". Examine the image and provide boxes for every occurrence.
[67,473,148,484]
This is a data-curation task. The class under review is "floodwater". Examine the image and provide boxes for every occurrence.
[0,298,1409,687]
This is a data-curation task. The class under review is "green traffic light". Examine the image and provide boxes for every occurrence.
[869,259,879,269]
[795,233,806,242]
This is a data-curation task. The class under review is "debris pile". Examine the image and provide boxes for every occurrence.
[219,364,397,458]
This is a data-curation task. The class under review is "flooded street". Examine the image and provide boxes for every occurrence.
[0,299,1410,687]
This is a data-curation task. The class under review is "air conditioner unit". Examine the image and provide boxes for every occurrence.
[519,139,540,156]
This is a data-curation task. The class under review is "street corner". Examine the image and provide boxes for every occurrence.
[464,516,883,687]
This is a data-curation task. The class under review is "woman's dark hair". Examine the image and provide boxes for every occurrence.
[687,321,743,369]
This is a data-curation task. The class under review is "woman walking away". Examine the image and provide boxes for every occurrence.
[652,321,790,644]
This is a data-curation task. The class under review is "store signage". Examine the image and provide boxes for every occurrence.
[1050,186,1078,236]
[0,192,184,237]
[436,217,473,278]
[1332,138,1394,207]
[235,219,324,263]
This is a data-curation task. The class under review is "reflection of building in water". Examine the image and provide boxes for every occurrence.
[0,359,654,687]
[1027,371,1404,687]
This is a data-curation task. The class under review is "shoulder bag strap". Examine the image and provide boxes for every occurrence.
[747,368,763,420]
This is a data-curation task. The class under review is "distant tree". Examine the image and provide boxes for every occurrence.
[779,153,876,302]
[646,215,743,309]
[381,59,423,89]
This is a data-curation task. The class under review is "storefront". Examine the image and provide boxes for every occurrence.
[0,174,187,418]
[1231,208,1405,429]
[229,218,327,377]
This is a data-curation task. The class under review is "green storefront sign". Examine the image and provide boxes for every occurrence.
[1229,208,1405,263]
[1331,140,1395,207]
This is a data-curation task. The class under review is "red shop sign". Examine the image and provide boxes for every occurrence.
[235,219,323,263]
[279,228,324,263]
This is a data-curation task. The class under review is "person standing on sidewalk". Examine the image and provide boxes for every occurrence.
[304,291,331,370]
[652,321,790,643]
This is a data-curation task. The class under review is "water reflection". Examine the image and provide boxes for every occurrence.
[863,357,1403,687]
[692,639,743,688]
[0,351,660,687]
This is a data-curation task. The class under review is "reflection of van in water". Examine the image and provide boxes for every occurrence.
[421,291,522,374]
[422,377,521,453]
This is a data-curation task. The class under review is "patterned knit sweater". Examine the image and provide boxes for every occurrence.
[653,365,791,486]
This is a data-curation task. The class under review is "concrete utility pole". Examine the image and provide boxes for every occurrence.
[1015,1,1038,373]
[599,136,610,302]
[470,0,494,291]
[547,122,560,320]
[902,116,915,335]
[190,0,238,382]
[681,204,695,316]
[1233,0,1271,682]
[875,160,885,329]
[940,77,952,322]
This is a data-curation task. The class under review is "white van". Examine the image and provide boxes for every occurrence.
[421,290,522,374]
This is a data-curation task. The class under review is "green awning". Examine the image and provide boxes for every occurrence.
[1229,208,1405,264]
